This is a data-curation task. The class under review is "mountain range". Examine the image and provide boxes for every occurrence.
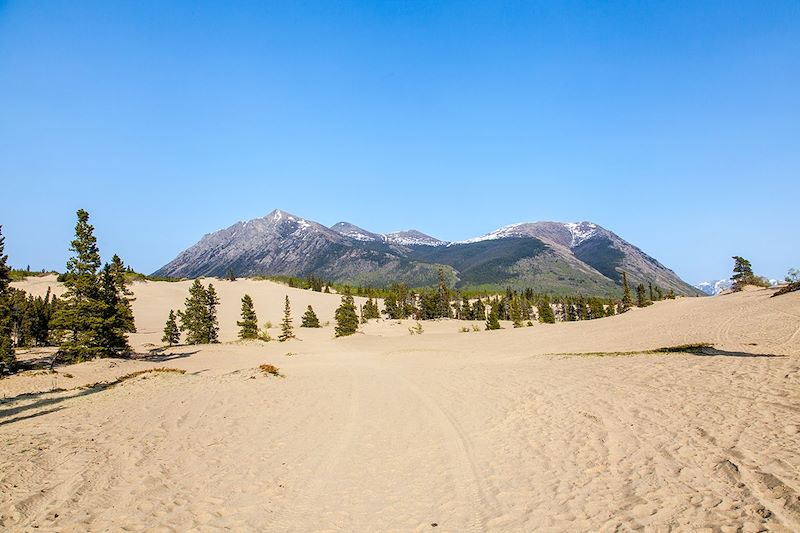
[154,209,698,296]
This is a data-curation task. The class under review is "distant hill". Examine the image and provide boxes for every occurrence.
[154,209,697,296]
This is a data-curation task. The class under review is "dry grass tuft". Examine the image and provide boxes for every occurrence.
[259,364,283,377]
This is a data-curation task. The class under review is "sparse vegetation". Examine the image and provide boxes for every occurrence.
[730,256,770,291]
[408,322,424,335]
[259,363,282,377]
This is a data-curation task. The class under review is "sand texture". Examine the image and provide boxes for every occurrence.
[1,277,799,531]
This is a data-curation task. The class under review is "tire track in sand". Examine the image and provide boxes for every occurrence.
[387,370,493,533]
[267,365,361,532]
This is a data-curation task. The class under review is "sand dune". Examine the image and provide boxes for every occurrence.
[2,277,799,531]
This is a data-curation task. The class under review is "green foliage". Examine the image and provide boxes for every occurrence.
[0,226,15,374]
[621,272,633,311]
[485,309,501,330]
[731,256,770,291]
[537,297,556,324]
[162,310,180,346]
[335,295,359,337]
[237,294,259,339]
[50,210,134,361]
[178,279,219,344]
[786,268,799,283]
[278,295,295,341]
[300,305,321,328]
[361,297,380,321]
[636,283,652,307]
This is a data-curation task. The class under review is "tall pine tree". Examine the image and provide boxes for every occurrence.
[179,279,217,344]
[51,210,108,361]
[206,284,220,343]
[237,294,259,339]
[0,226,15,373]
[278,295,295,341]
[621,271,633,311]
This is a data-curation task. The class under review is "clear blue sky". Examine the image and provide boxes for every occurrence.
[1,1,797,283]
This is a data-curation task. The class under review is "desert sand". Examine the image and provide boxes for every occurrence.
[1,276,799,531]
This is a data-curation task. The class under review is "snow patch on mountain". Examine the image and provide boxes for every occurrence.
[454,222,536,244]
[564,222,597,247]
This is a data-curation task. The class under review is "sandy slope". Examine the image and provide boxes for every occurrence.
[2,278,799,531]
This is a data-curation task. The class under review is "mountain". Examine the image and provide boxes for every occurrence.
[694,279,732,296]
[154,209,697,296]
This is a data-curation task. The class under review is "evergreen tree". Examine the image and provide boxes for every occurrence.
[108,254,136,333]
[648,283,654,303]
[461,296,472,320]
[162,309,180,346]
[485,308,501,330]
[301,305,321,328]
[278,295,294,341]
[362,297,380,320]
[537,297,556,324]
[731,256,769,291]
[97,263,133,355]
[636,283,651,307]
[206,284,220,343]
[472,298,486,321]
[621,272,633,311]
[51,209,107,361]
[436,267,451,318]
[510,295,523,327]
[335,295,359,337]
[237,294,259,339]
[179,279,212,344]
[0,226,15,373]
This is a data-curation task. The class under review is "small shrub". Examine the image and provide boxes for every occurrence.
[773,281,800,297]
[409,322,424,335]
[471,324,480,332]
[259,364,282,377]
[459,326,470,333]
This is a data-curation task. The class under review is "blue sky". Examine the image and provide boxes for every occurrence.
[1,1,797,283]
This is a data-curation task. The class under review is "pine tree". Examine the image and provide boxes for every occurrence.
[537,297,556,324]
[362,297,380,320]
[51,209,108,361]
[301,305,321,328]
[636,283,651,307]
[648,283,655,303]
[0,226,15,373]
[162,310,180,346]
[335,295,359,337]
[237,294,259,339]
[621,272,633,311]
[510,295,523,327]
[278,295,294,341]
[179,280,212,344]
[206,284,220,343]
[436,267,451,319]
[485,308,501,330]
[108,254,136,333]
[731,256,769,291]
[97,263,133,355]
[472,298,486,321]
